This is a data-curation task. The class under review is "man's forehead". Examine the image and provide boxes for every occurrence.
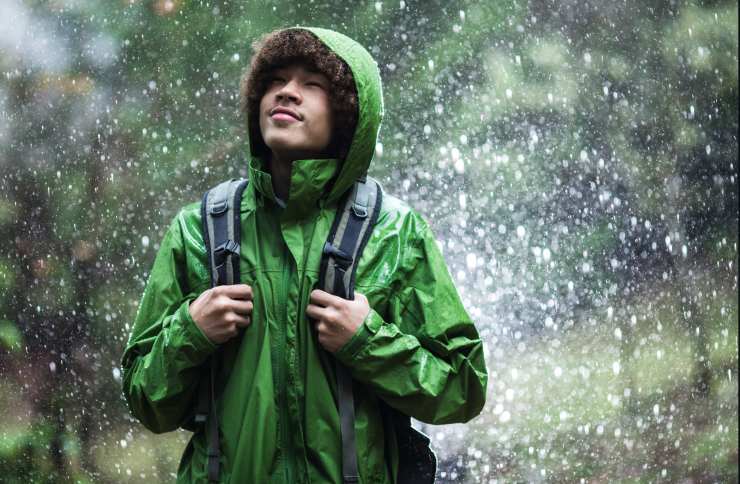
[273,62,322,74]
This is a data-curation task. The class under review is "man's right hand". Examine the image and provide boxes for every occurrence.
[189,284,254,344]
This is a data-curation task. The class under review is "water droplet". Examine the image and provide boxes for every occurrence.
[466,252,476,270]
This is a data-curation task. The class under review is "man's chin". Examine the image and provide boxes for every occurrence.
[266,143,325,161]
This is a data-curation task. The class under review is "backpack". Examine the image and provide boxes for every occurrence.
[194,177,436,483]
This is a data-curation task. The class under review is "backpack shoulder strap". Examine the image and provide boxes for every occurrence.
[319,176,383,300]
[318,177,382,484]
[195,177,248,483]
[202,178,249,286]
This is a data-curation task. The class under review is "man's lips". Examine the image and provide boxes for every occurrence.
[270,107,301,122]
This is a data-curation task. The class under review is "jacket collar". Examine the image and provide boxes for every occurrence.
[248,155,341,220]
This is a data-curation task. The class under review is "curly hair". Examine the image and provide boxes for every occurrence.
[240,28,358,161]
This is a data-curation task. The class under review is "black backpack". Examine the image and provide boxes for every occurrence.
[194,177,436,483]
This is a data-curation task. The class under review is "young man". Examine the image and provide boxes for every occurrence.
[121,27,487,483]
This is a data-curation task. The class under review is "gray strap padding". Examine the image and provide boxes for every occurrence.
[205,179,245,285]
[323,180,380,301]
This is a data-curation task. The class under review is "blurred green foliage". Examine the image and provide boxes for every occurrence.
[0,0,736,481]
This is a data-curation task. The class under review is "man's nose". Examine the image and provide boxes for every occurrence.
[276,79,302,103]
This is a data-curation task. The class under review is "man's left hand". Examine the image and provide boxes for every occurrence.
[306,289,370,353]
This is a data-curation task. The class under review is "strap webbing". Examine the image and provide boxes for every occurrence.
[336,363,359,483]
[207,362,220,482]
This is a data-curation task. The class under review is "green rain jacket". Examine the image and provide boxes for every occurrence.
[121,27,487,483]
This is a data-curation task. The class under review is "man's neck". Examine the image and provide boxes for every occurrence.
[267,154,292,201]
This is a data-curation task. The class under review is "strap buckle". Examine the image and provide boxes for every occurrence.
[351,181,370,218]
[214,240,239,257]
[213,240,240,269]
[351,203,368,218]
[209,200,228,215]
[323,242,353,268]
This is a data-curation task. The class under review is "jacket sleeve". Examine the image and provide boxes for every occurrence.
[334,212,488,424]
[120,211,217,433]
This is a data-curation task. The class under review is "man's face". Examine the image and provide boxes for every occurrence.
[259,64,333,162]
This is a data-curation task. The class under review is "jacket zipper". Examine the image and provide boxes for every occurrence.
[279,248,295,483]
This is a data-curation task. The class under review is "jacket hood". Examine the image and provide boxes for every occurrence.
[246,27,384,218]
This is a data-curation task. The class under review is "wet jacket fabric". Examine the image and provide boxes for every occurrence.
[121,27,487,483]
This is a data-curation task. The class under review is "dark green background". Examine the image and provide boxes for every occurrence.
[0,0,737,481]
